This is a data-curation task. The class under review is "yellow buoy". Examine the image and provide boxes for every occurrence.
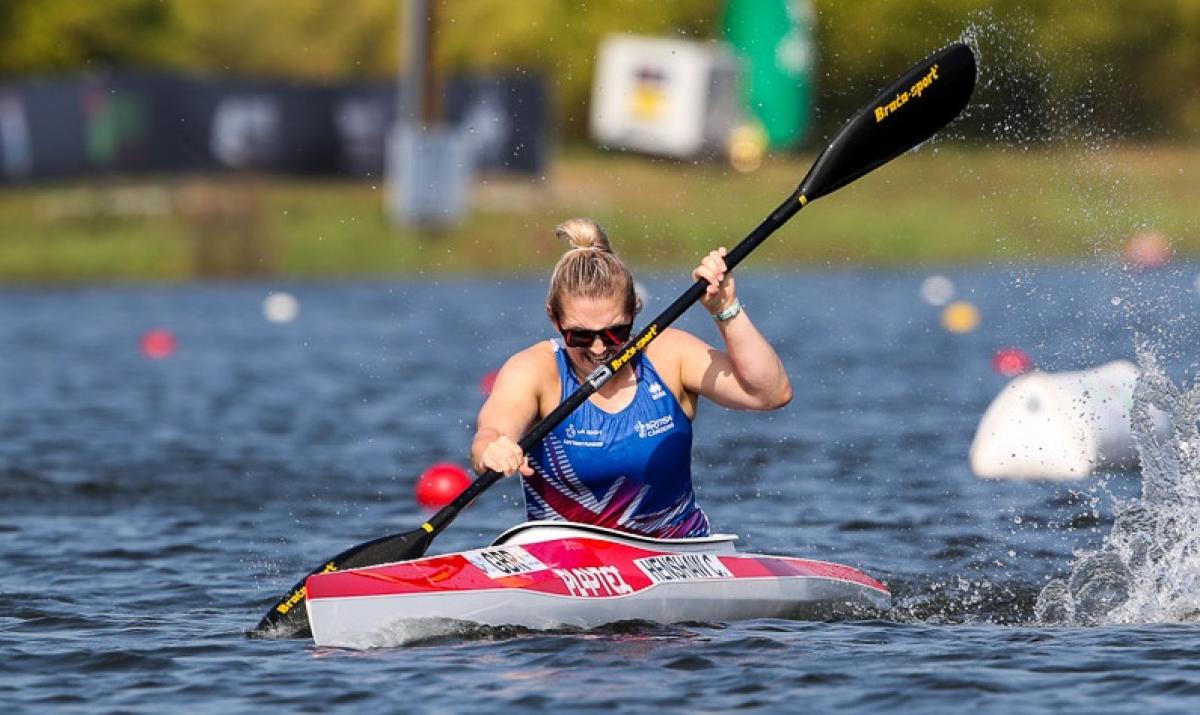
[941,300,980,334]
[728,124,767,174]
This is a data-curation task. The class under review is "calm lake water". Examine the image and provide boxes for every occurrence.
[3,264,1200,713]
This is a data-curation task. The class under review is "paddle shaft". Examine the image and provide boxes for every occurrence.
[423,187,807,536]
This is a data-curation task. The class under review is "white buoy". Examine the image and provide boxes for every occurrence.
[634,281,651,307]
[920,275,955,306]
[969,360,1169,480]
[263,291,300,323]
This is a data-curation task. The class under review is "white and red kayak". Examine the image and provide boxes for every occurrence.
[305,521,891,648]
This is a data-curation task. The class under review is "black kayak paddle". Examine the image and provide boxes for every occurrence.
[250,40,978,639]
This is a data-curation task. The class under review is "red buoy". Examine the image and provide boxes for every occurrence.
[992,347,1034,377]
[140,329,177,359]
[479,369,499,397]
[415,462,472,509]
[1122,230,1172,270]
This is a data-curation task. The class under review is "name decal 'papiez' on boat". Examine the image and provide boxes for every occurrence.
[635,553,734,583]
[553,566,634,597]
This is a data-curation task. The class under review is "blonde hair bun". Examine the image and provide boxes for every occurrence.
[555,218,611,253]
[546,217,640,320]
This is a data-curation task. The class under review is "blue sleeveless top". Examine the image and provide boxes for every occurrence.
[523,341,710,538]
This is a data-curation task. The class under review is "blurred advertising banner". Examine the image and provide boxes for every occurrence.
[590,34,741,160]
[0,73,547,183]
[340,74,548,178]
[588,7,813,162]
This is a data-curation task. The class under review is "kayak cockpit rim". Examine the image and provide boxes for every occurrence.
[490,520,739,554]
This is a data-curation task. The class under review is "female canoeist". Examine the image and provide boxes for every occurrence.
[471,218,792,538]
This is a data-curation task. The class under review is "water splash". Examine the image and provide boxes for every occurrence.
[1036,345,1200,625]
[890,575,1041,626]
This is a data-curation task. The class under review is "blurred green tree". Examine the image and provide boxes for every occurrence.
[167,0,398,80]
[0,0,1196,140]
[0,0,178,73]
[810,0,1200,139]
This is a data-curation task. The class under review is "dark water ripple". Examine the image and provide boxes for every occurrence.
[3,269,1200,712]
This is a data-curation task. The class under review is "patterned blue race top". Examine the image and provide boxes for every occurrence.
[523,340,710,538]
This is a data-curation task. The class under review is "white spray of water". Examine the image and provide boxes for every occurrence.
[1036,345,1200,625]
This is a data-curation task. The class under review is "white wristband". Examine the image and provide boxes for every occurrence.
[713,298,742,322]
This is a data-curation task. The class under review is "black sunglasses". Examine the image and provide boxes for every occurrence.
[558,322,633,349]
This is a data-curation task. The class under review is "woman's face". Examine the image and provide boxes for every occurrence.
[552,293,632,373]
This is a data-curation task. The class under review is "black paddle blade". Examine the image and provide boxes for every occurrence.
[247,527,434,639]
[799,41,977,202]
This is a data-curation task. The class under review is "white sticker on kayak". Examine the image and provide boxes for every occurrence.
[634,554,733,583]
[463,546,547,579]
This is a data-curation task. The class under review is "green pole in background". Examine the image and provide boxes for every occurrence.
[722,0,814,150]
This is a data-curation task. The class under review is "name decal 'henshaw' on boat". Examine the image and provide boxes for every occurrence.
[634,553,734,583]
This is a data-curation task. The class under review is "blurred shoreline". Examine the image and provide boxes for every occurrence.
[1,145,1196,284]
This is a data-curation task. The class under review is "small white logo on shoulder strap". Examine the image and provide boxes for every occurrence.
[648,382,666,400]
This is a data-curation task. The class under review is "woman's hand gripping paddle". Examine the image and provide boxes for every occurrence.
[250,41,977,639]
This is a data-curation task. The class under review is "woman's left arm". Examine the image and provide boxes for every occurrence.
[679,248,792,411]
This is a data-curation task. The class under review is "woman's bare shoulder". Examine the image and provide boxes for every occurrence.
[643,328,713,378]
[501,340,558,375]
[485,341,559,408]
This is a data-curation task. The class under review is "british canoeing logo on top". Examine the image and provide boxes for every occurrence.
[634,415,674,439]
[648,381,666,400]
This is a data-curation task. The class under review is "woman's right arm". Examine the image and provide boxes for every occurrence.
[471,349,544,477]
